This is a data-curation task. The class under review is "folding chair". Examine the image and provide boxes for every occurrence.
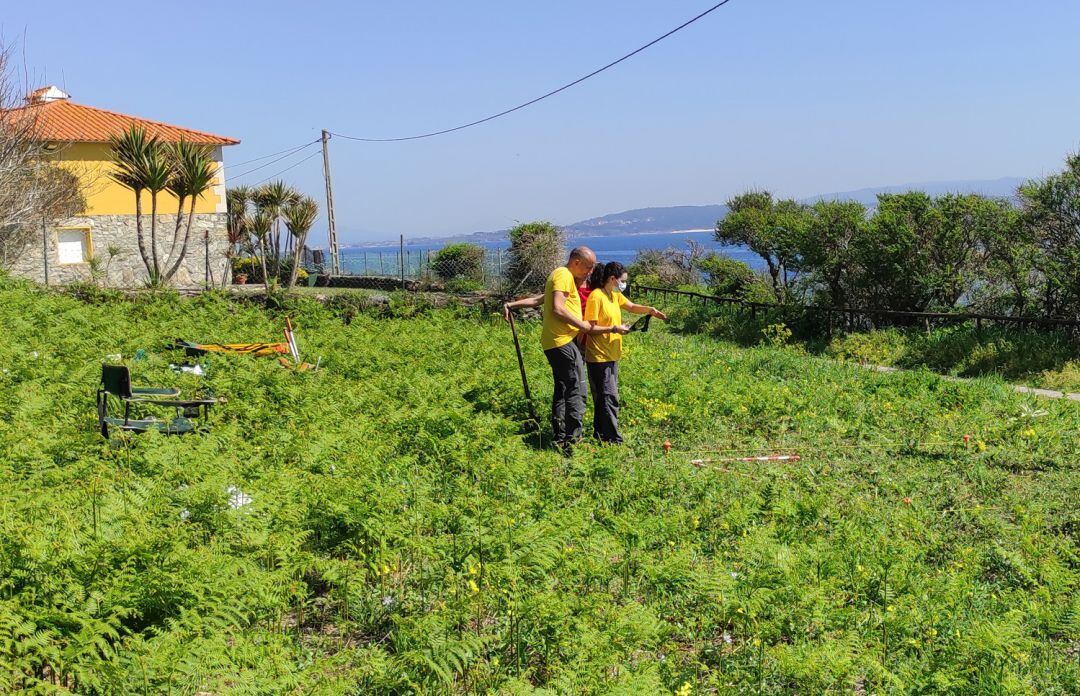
[96,364,216,438]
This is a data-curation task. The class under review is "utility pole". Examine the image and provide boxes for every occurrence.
[41,215,49,285]
[320,130,340,275]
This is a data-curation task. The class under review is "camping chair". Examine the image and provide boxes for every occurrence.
[96,364,216,438]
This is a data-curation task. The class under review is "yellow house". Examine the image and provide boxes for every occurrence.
[6,86,239,286]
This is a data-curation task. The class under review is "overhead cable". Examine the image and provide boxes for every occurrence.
[226,141,321,182]
[329,0,735,142]
[228,139,321,169]
[246,150,322,187]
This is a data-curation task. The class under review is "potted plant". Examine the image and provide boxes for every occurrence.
[234,272,248,285]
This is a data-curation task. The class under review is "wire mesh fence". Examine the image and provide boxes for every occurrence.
[330,246,511,291]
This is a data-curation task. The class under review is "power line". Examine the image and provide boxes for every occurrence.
[229,139,320,168]
[247,150,321,187]
[329,0,735,143]
[225,141,321,182]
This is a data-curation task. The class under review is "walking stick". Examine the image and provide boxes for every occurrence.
[508,312,539,427]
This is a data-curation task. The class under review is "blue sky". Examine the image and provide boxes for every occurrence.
[6,1,1079,242]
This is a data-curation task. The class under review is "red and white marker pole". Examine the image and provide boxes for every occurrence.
[691,454,801,467]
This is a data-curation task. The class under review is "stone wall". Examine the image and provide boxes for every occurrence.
[3,213,231,288]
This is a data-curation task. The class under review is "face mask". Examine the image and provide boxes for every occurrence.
[617,280,627,292]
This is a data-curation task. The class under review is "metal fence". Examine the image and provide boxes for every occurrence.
[333,247,509,286]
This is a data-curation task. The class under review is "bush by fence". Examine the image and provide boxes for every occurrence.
[233,256,307,285]
[431,243,485,290]
[506,221,565,293]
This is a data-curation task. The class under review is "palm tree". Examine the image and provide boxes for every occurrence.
[283,196,319,288]
[108,127,155,276]
[246,209,273,294]
[251,180,300,277]
[140,141,172,282]
[163,141,218,282]
[225,186,251,286]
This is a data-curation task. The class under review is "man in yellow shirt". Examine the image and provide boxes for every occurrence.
[538,246,602,450]
[503,247,628,451]
[583,261,667,443]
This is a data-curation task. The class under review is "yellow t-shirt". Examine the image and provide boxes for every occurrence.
[584,289,631,363]
[540,266,582,350]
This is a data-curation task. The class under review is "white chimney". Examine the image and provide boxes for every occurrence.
[27,86,70,104]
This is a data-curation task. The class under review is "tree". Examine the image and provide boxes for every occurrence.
[251,180,300,278]
[716,191,807,299]
[978,205,1033,315]
[141,140,172,283]
[506,221,565,293]
[107,127,157,277]
[801,200,868,307]
[246,210,273,294]
[0,44,86,268]
[224,186,251,286]
[1019,153,1080,316]
[849,192,1003,312]
[283,196,319,289]
[163,140,218,282]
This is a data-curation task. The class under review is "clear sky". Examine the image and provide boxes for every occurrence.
[5,1,1079,243]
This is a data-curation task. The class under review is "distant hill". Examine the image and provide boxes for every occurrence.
[804,177,1024,207]
[350,177,1025,247]
[564,204,728,236]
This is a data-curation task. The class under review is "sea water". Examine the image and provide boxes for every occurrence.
[339,230,761,274]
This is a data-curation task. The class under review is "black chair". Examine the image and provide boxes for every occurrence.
[96,364,216,438]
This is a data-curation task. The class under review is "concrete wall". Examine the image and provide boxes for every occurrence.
[3,213,231,288]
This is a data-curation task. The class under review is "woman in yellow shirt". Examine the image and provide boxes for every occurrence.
[583,261,667,443]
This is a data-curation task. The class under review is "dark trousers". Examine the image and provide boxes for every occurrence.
[544,341,586,445]
[587,360,622,444]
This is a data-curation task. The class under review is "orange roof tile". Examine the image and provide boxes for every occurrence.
[8,98,239,146]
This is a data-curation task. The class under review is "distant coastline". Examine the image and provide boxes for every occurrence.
[343,227,718,249]
[343,176,1023,249]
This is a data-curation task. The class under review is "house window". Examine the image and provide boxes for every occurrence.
[56,228,91,264]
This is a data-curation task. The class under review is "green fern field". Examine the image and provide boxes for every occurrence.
[0,278,1076,694]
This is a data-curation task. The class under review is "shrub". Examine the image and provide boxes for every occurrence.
[692,253,779,302]
[431,243,485,284]
[826,328,909,366]
[232,256,306,284]
[506,221,565,293]
[760,322,793,347]
[628,248,697,288]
